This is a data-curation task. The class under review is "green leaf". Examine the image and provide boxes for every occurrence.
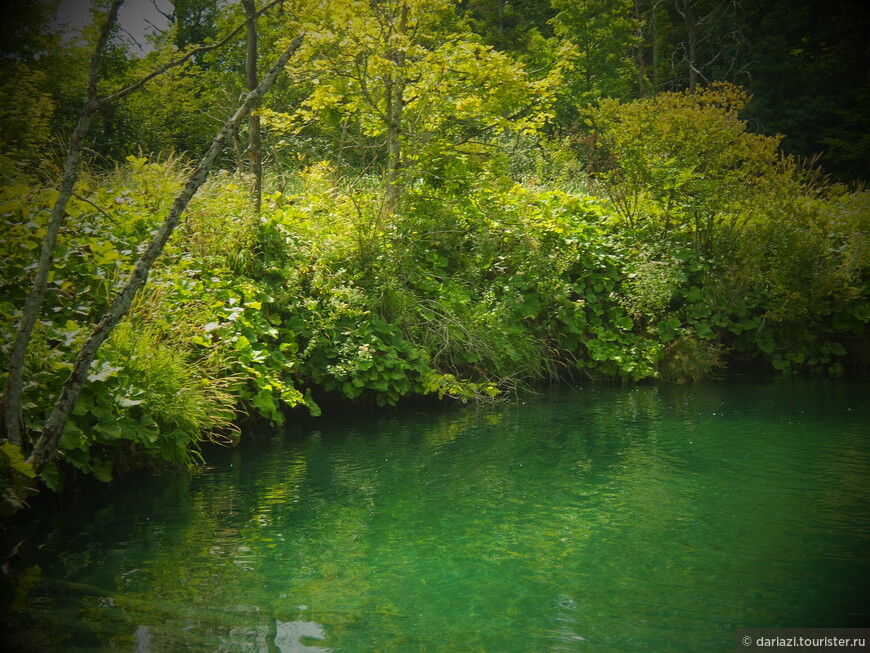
[59,421,86,451]
[695,321,715,339]
[72,392,94,416]
[483,385,500,398]
[0,442,36,478]
[757,333,775,354]
[684,286,702,303]
[615,316,634,331]
[252,387,281,422]
[787,351,806,364]
[95,421,122,442]
[40,463,62,491]
[304,389,322,417]
[88,360,121,382]
[91,459,113,483]
[117,395,144,407]
[519,296,541,319]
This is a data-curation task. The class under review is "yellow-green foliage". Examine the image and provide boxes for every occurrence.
[107,322,237,440]
[179,169,260,274]
[2,89,867,493]
[659,332,726,383]
[587,82,785,253]
[0,63,55,164]
[56,320,238,485]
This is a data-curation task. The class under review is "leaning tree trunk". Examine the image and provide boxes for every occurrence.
[27,36,304,472]
[2,0,284,450]
[0,0,123,447]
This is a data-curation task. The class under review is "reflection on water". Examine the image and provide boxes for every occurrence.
[1,378,869,652]
[129,619,330,653]
[216,619,328,653]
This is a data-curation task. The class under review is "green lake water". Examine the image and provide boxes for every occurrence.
[2,378,869,652]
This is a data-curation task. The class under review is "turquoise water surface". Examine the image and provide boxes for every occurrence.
[2,377,869,651]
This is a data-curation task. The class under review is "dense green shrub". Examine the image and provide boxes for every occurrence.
[2,89,867,494]
[584,83,787,255]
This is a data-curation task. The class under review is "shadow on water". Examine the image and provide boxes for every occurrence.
[2,377,869,651]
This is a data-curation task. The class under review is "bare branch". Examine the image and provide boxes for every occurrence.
[151,0,172,23]
[71,192,121,227]
[99,0,284,106]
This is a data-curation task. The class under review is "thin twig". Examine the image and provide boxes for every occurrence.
[99,0,284,106]
[72,192,122,227]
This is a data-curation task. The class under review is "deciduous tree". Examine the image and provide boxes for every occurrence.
[263,0,558,208]
[27,35,304,471]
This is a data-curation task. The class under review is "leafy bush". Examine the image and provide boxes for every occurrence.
[658,331,726,382]
[585,82,785,254]
[53,321,238,488]
[731,186,870,373]
[2,103,867,494]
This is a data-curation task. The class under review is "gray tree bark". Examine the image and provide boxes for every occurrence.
[384,3,408,214]
[27,36,304,472]
[674,0,699,91]
[0,0,123,447]
[242,0,263,214]
[1,0,285,450]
